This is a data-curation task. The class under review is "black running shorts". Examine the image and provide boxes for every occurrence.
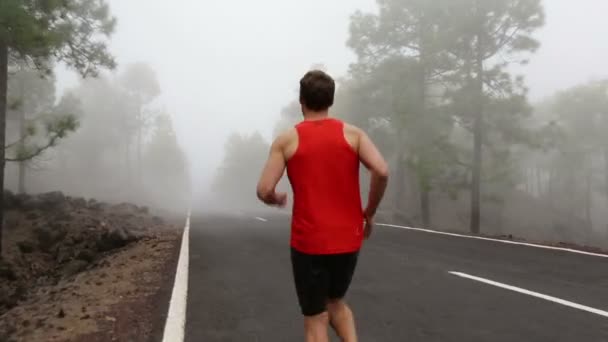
[290,247,360,316]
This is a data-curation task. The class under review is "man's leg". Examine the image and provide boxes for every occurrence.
[304,312,330,342]
[327,250,360,342]
[328,299,357,342]
[291,248,331,341]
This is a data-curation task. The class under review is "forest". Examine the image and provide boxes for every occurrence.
[0,0,191,256]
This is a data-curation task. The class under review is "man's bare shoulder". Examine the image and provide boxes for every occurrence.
[343,122,364,136]
[273,127,298,147]
[272,128,299,160]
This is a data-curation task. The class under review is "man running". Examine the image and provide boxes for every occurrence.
[256,70,389,342]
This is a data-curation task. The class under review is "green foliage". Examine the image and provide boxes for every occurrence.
[8,113,79,162]
[339,0,545,229]
[5,67,79,163]
[1,0,116,76]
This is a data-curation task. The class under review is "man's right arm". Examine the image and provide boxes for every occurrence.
[357,129,389,222]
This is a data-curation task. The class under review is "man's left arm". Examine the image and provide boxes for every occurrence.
[256,136,287,207]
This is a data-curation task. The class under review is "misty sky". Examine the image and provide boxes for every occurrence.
[56,0,608,194]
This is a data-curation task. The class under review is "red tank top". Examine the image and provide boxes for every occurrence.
[286,118,364,255]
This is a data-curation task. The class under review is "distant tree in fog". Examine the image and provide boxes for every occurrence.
[120,62,161,187]
[337,0,545,233]
[0,0,116,256]
[143,113,190,211]
[346,0,464,227]
[213,132,269,207]
[6,68,79,194]
[273,100,301,138]
[534,80,608,229]
[445,0,545,233]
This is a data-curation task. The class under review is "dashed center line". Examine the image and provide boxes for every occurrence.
[450,271,608,318]
[255,217,268,222]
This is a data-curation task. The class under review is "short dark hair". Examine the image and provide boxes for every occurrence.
[299,70,335,111]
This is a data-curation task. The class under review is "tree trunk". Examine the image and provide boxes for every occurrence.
[604,149,608,208]
[420,187,430,228]
[536,165,542,197]
[137,109,142,188]
[470,17,484,235]
[585,164,592,230]
[393,155,406,214]
[17,87,26,194]
[136,99,143,193]
[125,138,130,187]
[417,16,431,229]
[17,159,25,194]
[0,41,8,257]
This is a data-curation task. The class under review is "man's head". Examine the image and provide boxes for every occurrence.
[299,70,335,113]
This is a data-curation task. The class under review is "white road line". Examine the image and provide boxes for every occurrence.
[255,217,268,222]
[450,271,608,318]
[378,223,608,258]
[162,211,191,342]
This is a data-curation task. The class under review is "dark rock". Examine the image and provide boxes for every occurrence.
[80,314,91,320]
[53,210,72,222]
[3,213,20,231]
[55,247,72,264]
[72,197,87,208]
[114,202,139,213]
[0,324,16,340]
[61,260,88,279]
[4,190,17,209]
[87,199,104,211]
[19,194,41,211]
[22,320,30,328]
[33,226,54,252]
[14,284,27,300]
[75,250,95,263]
[26,212,39,220]
[72,234,84,244]
[96,227,138,252]
[17,241,35,254]
[0,261,16,281]
[38,191,66,209]
[57,308,65,318]
[35,318,45,328]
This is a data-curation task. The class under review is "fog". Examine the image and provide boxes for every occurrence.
[8,0,608,246]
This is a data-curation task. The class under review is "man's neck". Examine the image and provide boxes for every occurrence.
[303,110,329,121]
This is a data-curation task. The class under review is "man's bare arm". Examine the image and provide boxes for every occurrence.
[256,135,288,207]
[357,130,389,218]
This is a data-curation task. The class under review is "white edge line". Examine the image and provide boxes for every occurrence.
[378,223,608,259]
[255,217,268,222]
[162,210,191,342]
[449,271,608,318]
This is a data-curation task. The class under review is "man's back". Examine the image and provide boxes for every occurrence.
[285,118,364,255]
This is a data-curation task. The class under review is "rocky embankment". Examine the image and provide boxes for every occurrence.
[0,191,183,342]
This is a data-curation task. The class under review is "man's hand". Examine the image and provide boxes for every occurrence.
[363,210,374,239]
[257,135,288,207]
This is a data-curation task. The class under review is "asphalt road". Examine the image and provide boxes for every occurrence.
[185,213,608,341]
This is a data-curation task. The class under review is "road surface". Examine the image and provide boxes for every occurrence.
[183,213,608,341]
